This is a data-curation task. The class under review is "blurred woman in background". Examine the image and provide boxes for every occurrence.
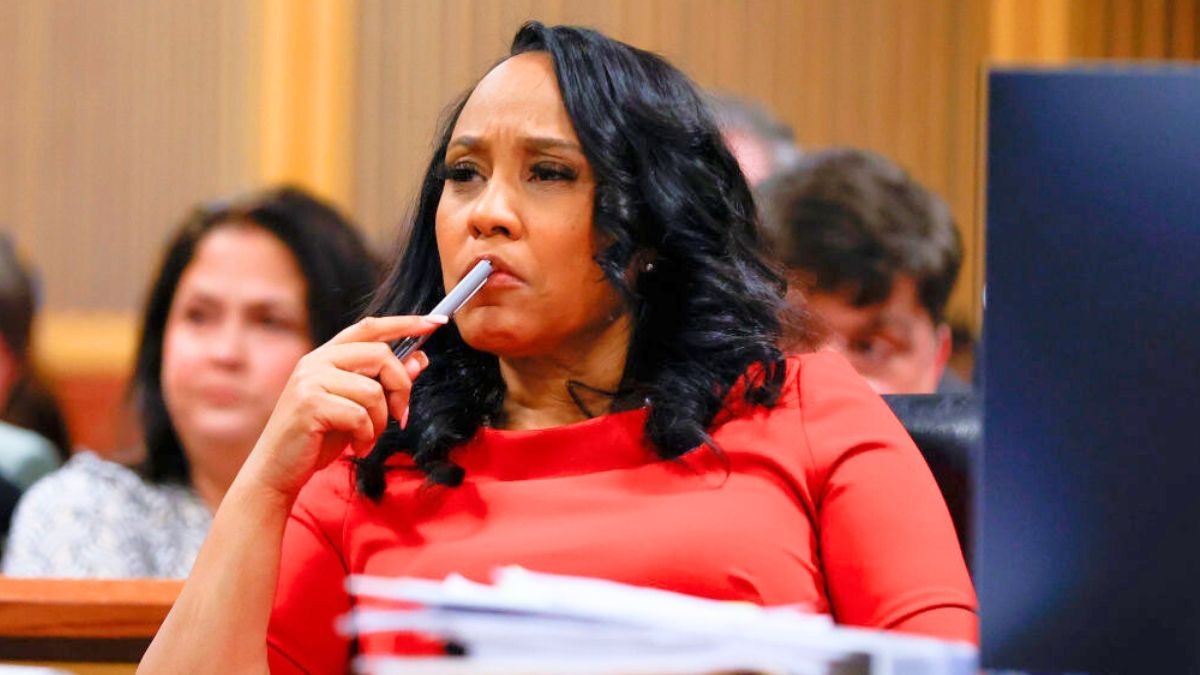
[3,186,377,577]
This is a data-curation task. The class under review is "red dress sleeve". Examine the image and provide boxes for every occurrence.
[796,352,978,644]
[267,457,356,673]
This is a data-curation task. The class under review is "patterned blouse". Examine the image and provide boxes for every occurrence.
[2,451,212,578]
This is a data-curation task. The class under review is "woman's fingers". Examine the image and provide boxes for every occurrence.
[321,341,402,378]
[314,343,429,424]
[311,392,379,458]
[317,369,389,441]
[377,350,430,423]
[321,341,430,378]
[328,314,448,348]
[252,317,439,496]
[406,349,431,376]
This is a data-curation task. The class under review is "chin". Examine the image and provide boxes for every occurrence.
[456,314,529,354]
[460,329,557,359]
[186,413,267,446]
[461,335,534,358]
[196,427,260,447]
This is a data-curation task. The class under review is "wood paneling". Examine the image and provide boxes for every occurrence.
[993,0,1200,60]
[32,311,138,456]
[0,1,259,313]
[259,0,356,208]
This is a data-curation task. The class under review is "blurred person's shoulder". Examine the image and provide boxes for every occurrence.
[0,420,59,489]
[936,368,971,394]
[16,449,156,517]
[5,449,210,577]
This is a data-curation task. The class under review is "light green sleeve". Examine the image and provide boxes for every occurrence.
[0,422,62,489]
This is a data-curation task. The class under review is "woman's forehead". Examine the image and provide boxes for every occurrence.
[453,52,578,142]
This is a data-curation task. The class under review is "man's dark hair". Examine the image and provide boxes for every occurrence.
[0,234,71,459]
[0,234,35,363]
[355,21,800,496]
[760,147,962,324]
[132,186,379,484]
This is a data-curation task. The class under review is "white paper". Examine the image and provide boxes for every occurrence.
[343,566,977,675]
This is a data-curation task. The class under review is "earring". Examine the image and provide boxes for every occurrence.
[644,261,655,273]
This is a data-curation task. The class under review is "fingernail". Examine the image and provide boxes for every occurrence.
[400,406,410,430]
[424,314,449,325]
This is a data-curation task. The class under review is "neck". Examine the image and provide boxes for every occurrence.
[184,438,255,512]
[498,314,632,430]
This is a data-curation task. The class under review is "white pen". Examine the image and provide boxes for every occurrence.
[392,259,494,360]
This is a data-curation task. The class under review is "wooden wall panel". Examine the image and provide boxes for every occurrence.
[258,0,356,208]
[994,0,1200,60]
[0,1,259,313]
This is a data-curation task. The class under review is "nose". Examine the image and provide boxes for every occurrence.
[468,177,523,240]
[207,318,248,368]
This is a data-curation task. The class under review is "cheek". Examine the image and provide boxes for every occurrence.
[434,202,450,245]
[159,330,202,426]
[586,273,625,317]
[160,326,199,388]
[543,239,604,301]
[554,215,605,273]
[253,340,310,395]
[566,222,623,305]
[434,209,459,289]
[906,332,942,368]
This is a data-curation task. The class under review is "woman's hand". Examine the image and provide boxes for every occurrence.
[240,314,447,501]
[144,314,446,675]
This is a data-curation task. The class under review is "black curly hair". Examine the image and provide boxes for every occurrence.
[356,22,799,497]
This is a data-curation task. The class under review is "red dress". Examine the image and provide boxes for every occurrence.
[267,352,977,672]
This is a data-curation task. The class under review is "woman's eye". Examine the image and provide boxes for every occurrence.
[443,162,481,183]
[183,307,213,325]
[530,163,577,182]
[255,313,300,333]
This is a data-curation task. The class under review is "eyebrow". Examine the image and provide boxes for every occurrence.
[177,287,302,311]
[447,135,582,153]
[861,313,915,336]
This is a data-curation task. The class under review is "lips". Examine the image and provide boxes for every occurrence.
[197,385,245,406]
[465,255,523,285]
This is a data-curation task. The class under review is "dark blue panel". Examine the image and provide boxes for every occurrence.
[981,67,1200,674]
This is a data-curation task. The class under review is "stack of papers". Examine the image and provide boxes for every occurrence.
[340,566,976,675]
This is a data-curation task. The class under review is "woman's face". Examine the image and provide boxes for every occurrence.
[435,52,627,359]
[161,224,312,460]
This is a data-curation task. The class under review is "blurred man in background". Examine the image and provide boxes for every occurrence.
[708,92,803,188]
[760,148,966,394]
[0,233,64,538]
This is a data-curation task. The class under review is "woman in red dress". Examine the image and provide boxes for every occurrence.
[142,22,975,673]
